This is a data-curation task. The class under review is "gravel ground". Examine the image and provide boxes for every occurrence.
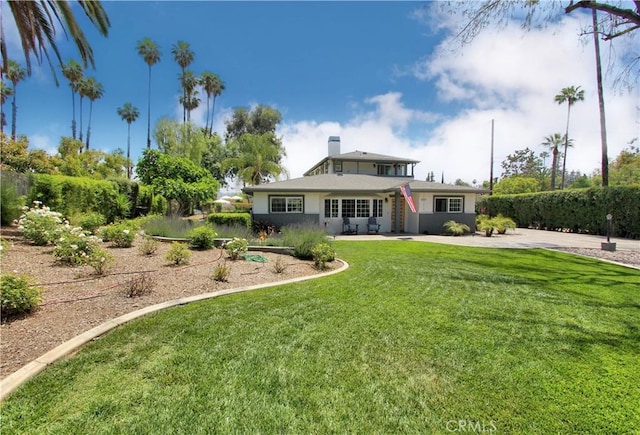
[550,247,640,267]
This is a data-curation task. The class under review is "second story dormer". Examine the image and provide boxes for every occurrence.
[304,136,419,178]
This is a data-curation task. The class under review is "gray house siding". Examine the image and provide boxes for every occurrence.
[419,213,477,235]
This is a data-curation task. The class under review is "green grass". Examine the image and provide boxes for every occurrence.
[2,241,639,433]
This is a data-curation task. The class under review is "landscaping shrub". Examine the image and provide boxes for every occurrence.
[141,215,198,238]
[138,236,159,256]
[272,257,287,274]
[225,238,248,260]
[71,212,106,235]
[86,247,114,276]
[212,262,231,282]
[494,214,516,234]
[188,225,217,250]
[17,201,65,246]
[1,182,24,226]
[443,220,470,236]
[214,224,255,241]
[207,212,251,229]
[0,238,7,259]
[53,226,102,265]
[165,242,191,265]
[1,273,43,320]
[137,185,168,216]
[281,224,329,259]
[123,273,155,297]
[101,223,136,248]
[311,243,336,270]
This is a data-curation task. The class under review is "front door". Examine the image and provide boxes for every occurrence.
[390,197,405,232]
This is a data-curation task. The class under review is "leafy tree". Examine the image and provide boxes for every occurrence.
[83,77,104,150]
[6,60,26,141]
[200,71,225,137]
[136,37,161,149]
[541,133,565,190]
[136,149,219,215]
[201,132,235,187]
[454,178,471,186]
[153,118,207,165]
[555,85,585,189]
[2,1,110,81]
[492,177,539,195]
[0,133,30,172]
[117,103,140,179]
[609,144,640,186]
[500,147,544,179]
[171,41,195,123]
[61,59,83,139]
[224,133,288,186]
[225,105,283,143]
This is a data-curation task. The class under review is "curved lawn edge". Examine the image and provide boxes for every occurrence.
[0,258,350,402]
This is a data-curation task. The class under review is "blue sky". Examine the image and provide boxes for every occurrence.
[3,1,638,187]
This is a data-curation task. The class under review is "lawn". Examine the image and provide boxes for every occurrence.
[2,241,638,434]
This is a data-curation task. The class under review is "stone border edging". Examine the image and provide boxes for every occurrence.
[0,259,349,402]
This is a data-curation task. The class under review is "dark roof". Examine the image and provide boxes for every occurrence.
[243,174,490,194]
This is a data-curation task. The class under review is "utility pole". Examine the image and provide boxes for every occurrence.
[489,119,495,194]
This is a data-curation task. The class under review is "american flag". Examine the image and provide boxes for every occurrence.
[400,184,417,213]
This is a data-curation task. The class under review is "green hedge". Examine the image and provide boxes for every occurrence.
[27,174,144,223]
[207,212,251,228]
[477,186,640,238]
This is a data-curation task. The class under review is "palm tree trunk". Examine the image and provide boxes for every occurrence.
[127,122,132,180]
[86,101,93,150]
[11,93,17,141]
[79,97,84,147]
[210,96,217,137]
[71,88,77,139]
[551,148,558,190]
[561,104,571,189]
[147,65,152,149]
[205,94,211,136]
[592,9,609,187]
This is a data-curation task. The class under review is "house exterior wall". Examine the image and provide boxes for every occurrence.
[414,192,478,234]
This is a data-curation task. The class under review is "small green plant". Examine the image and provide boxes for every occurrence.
[494,214,517,234]
[212,262,231,282]
[53,226,102,265]
[0,238,8,260]
[141,215,198,238]
[281,224,329,259]
[71,212,106,235]
[272,257,287,274]
[1,273,43,320]
[189,225,217,250]
[165,242,191,266]
[85,247,114,276]
[138,236,159,256]
[225,237,248,260]
[17,201,65,246]
[311,243,336,270]
[443,220,471,236]
[102,223,136,248]
[123,273,155,297]
[1,182,24,226]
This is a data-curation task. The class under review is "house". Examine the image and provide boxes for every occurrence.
[243,136,490,235]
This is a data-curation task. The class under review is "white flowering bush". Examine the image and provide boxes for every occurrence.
[225,237,248,260]
[17,201,65,246]
[53,225,102,265]
[85,247,114,275]
[101,223,136,248]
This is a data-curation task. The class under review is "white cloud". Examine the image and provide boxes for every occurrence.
[277,13,638,185]
[29,134,57,155]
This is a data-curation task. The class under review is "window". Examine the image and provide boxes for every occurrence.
[341,199,355,217]
[372,199,383,217]
[270,196,303,213]
[324,199,338,218]
[377,164,391,175]
[334,161,342,172]
[356,199,370,217]
[434,197,463,213]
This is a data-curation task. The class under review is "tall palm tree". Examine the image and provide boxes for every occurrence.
[554,85,585,189]
[171,41,194,123]
[592,9,609,187]
[136,38,161,149]
[117,103,140,180]
[76,77,90,143]
[180,71,199,122]
[83,77,104,150]
[541,133,564,191]
[6,60,26,140]
[0,81,13,135]
[3,1,110,83]
[224,133,288,186]
[61,59,84,139]
[200,72,225,137]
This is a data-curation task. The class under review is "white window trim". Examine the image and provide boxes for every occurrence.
[434,196,464,213]
[270,195,304,214]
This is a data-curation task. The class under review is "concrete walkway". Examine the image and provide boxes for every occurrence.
[334,228,640,251]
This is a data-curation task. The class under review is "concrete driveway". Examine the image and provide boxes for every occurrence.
[334,228,640,251]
